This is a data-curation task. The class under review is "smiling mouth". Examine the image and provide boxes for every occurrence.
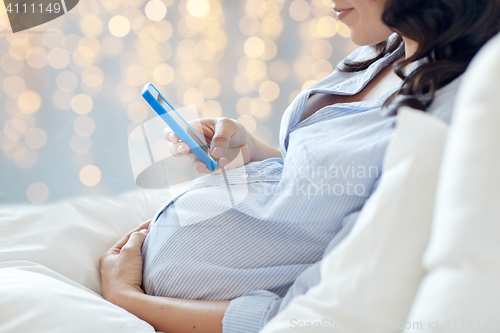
[333,7,354,20]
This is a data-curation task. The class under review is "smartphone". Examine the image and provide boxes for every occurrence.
[142,83,218,172]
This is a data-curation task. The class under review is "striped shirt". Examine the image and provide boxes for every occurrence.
[141,35,461,332]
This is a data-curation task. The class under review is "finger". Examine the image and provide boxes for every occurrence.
[210,119,236,160]
[121,229,149,253]
[170,142,190,156]
[111,220,151,250]
[218,157,229,168]
[163,128,179,143]
[192,158,207,173]
[170,132,179,143]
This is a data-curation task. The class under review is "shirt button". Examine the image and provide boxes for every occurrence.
[240,174,249,179]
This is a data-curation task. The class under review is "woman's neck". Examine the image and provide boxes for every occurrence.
[403,37,418,59]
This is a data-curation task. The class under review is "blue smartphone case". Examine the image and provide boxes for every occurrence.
[142,83,218,172]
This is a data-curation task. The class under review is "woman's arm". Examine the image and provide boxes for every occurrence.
[247,133,282,163]
[109,286,229,333]
[99,220,229,333]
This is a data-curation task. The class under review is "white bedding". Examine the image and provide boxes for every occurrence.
[0,189,171,332]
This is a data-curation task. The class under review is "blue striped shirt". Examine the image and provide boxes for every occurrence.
[141,36,461,332]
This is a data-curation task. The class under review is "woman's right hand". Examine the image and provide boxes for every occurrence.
[164,118,253,173]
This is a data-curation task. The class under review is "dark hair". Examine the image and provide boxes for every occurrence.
[340,0,500,115]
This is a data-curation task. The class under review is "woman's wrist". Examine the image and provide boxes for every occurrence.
[103,282,144,308]
[247,132,281,163]
[247,132,261,163]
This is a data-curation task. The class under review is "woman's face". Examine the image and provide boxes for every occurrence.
[331,0,394,46]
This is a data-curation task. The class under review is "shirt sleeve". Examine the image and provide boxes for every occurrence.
[222,290,283,333]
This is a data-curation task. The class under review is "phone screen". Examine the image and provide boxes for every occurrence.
[149,86,210,155]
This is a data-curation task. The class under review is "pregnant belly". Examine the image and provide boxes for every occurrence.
[140,183,337,301]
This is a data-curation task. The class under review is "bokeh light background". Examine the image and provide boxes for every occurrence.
[0,0,357,204]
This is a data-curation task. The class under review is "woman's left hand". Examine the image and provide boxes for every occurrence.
[99,220,151,303]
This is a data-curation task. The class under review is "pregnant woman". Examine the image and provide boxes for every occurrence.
[99,0,500,332]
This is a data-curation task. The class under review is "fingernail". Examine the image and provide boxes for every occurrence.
[169,133,174,140]
[178,145,184,153]
[140,229,149,234]
[219,157,228,167]
[211,147,224,159]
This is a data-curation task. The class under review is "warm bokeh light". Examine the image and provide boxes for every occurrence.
[2,54,23,74]
[183,87,205,108]
[261,39,277,61]
[237,115,257,133]
[312,39,333,59]
[200,100,222,118]
[245,59,267,80]
[48,48,70,69]
[26,182,50,204]
[145,0,167,22]
[337,20,350,38]
[43,29,65,49]
[259,80,280,102]
[317,16,337,38]
[81,16,104,38]
[200,78,221,99]
[74,116,96,137]
[71,94,94,115]
[249,97,271,118]
[236,96,253,116]
[312,60,334,80]
[79,165,102,186]
[26,48,48,69]
[3,76,26,97]
[289,0,310,21]
[72,46,95,68]
[24,128,48,149]
[244,37,266,58]
[186,0,210,18]
[18,91,42,114]
[302,79,318,90]
[153,63,175,85]
[13,144,38,169]
[109,15,131,38]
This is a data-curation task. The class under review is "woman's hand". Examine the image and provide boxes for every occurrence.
[165,117,253,173]
[99,220,151,303]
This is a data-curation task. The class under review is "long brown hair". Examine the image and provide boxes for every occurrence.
[340,0,500,115]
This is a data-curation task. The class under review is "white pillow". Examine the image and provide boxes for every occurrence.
[262,107,448,333]
[0,189,170,295]
[402,33,500,332]
[0,260,155,333]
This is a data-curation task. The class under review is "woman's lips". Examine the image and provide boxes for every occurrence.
[334,7,354,20]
